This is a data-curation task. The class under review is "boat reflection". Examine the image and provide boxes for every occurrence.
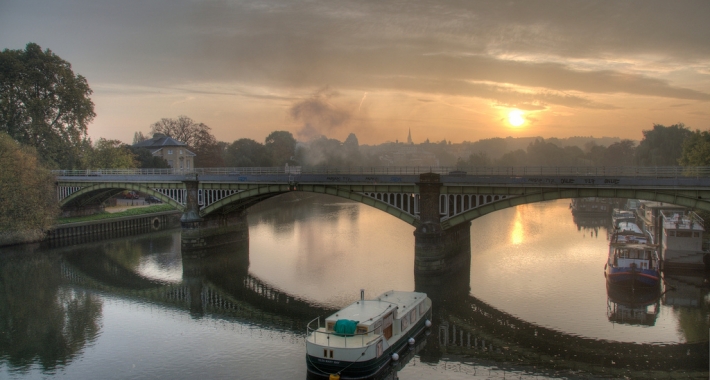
[606,283,662,326]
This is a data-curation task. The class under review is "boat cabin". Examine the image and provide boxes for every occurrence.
[323,290,428,342]
[609,243,659,270]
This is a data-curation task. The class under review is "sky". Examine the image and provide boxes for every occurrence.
[1,0,709,145]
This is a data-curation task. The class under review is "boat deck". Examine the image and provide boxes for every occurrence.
[306,328,382,348]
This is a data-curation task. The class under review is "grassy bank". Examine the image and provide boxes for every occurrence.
[57,204,177,224]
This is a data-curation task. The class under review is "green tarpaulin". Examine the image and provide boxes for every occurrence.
[334,319,359,336]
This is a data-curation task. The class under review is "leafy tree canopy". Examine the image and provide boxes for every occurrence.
[679,129,710,167]
[635,123,692,166]
[225,138,272,167]
[0,132,59,240]
[127,146,170,169]
[265,131,297,166]
[0,43,95,169]
[87,138,137,169]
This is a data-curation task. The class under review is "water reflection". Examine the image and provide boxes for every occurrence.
[606,284,661,326]
[0,250,102,372]
[0,195,708,379]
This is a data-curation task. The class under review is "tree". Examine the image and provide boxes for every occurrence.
[150,115,211,147]
[463,152,491,167]
[0,43,95,169]
[679,130,710,166]
[603,140,636,166]
[0,133,59,244]
[86,138,137,169]
[635,123,692,166]
[149,116,224,167]
[224,138,272,167]
[265,131,297,166]
[127,146,170,168]
[496,149,527,166]
[132,131,147,144]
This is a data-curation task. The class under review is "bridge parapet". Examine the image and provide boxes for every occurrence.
[52,165,710,178]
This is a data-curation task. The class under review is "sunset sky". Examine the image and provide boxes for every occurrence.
[2,1,709,145]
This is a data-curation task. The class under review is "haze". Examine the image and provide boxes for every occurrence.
[1,0,709,144]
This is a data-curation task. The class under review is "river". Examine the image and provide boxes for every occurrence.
[0,194,708,379]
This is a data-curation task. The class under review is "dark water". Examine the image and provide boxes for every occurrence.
[1,195,708,379]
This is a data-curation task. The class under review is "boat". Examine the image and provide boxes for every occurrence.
[611,208,636,228]
[609,221,649,244]
[605,222,661,289]
[305,290,432,379]
[605,242,661,288]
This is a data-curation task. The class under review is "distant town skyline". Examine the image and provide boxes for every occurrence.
[2,0,709,145]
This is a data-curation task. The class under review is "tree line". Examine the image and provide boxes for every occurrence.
[459,124,710,168]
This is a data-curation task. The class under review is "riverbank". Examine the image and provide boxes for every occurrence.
[0,205,181,247]
[57,204,176,224]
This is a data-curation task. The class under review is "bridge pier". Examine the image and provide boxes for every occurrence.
[180,174,251,257]
[414,173,472,275]
[181,211,250,258]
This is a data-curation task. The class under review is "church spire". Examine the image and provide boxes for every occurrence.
[407,128,413,145]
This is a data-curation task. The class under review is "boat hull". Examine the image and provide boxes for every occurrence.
[306,309,432,379]
[605,266,660,288]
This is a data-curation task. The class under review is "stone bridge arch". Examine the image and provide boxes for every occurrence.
[200,183,420,226]
[59,182,185,211]
[441,187,710,229]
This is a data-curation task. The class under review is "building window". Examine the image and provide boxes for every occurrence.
[168,149,173,154]
[187,161,190,169]
[168,160,174,167]
[179,149,182,154]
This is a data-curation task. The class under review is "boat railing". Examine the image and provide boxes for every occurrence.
[306,317,379,348]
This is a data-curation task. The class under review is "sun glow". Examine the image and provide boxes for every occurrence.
[508,109,525,127]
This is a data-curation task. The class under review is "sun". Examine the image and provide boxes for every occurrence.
[508,109,525,127]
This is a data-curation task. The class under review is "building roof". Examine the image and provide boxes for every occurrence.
[133,134,187,148]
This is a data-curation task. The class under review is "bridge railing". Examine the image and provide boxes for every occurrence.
[52,166,710,178]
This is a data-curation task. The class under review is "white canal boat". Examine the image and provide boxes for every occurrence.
[305,290,432,379]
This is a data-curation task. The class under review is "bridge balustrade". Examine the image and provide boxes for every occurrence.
[52,166,710,178]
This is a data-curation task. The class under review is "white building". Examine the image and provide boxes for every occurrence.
[660,210,706,270]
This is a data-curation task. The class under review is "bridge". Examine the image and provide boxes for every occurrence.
[54,166,710,273]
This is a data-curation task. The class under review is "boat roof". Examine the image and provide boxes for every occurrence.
[615,222,643,234]
[325,290,426,327]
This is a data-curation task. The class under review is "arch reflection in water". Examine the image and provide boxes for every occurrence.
[2,195,709,379]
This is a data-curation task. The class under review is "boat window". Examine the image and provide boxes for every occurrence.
[419,301,425,314]
[356,326,367,335]
[409,309,416,324]
[669,231,676,237]
[374,320,382,335]
[401,316,409,330]
[694,232,700,237]
[323,349,328,357]
[330,350,334,358]
[326,322,334,331]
